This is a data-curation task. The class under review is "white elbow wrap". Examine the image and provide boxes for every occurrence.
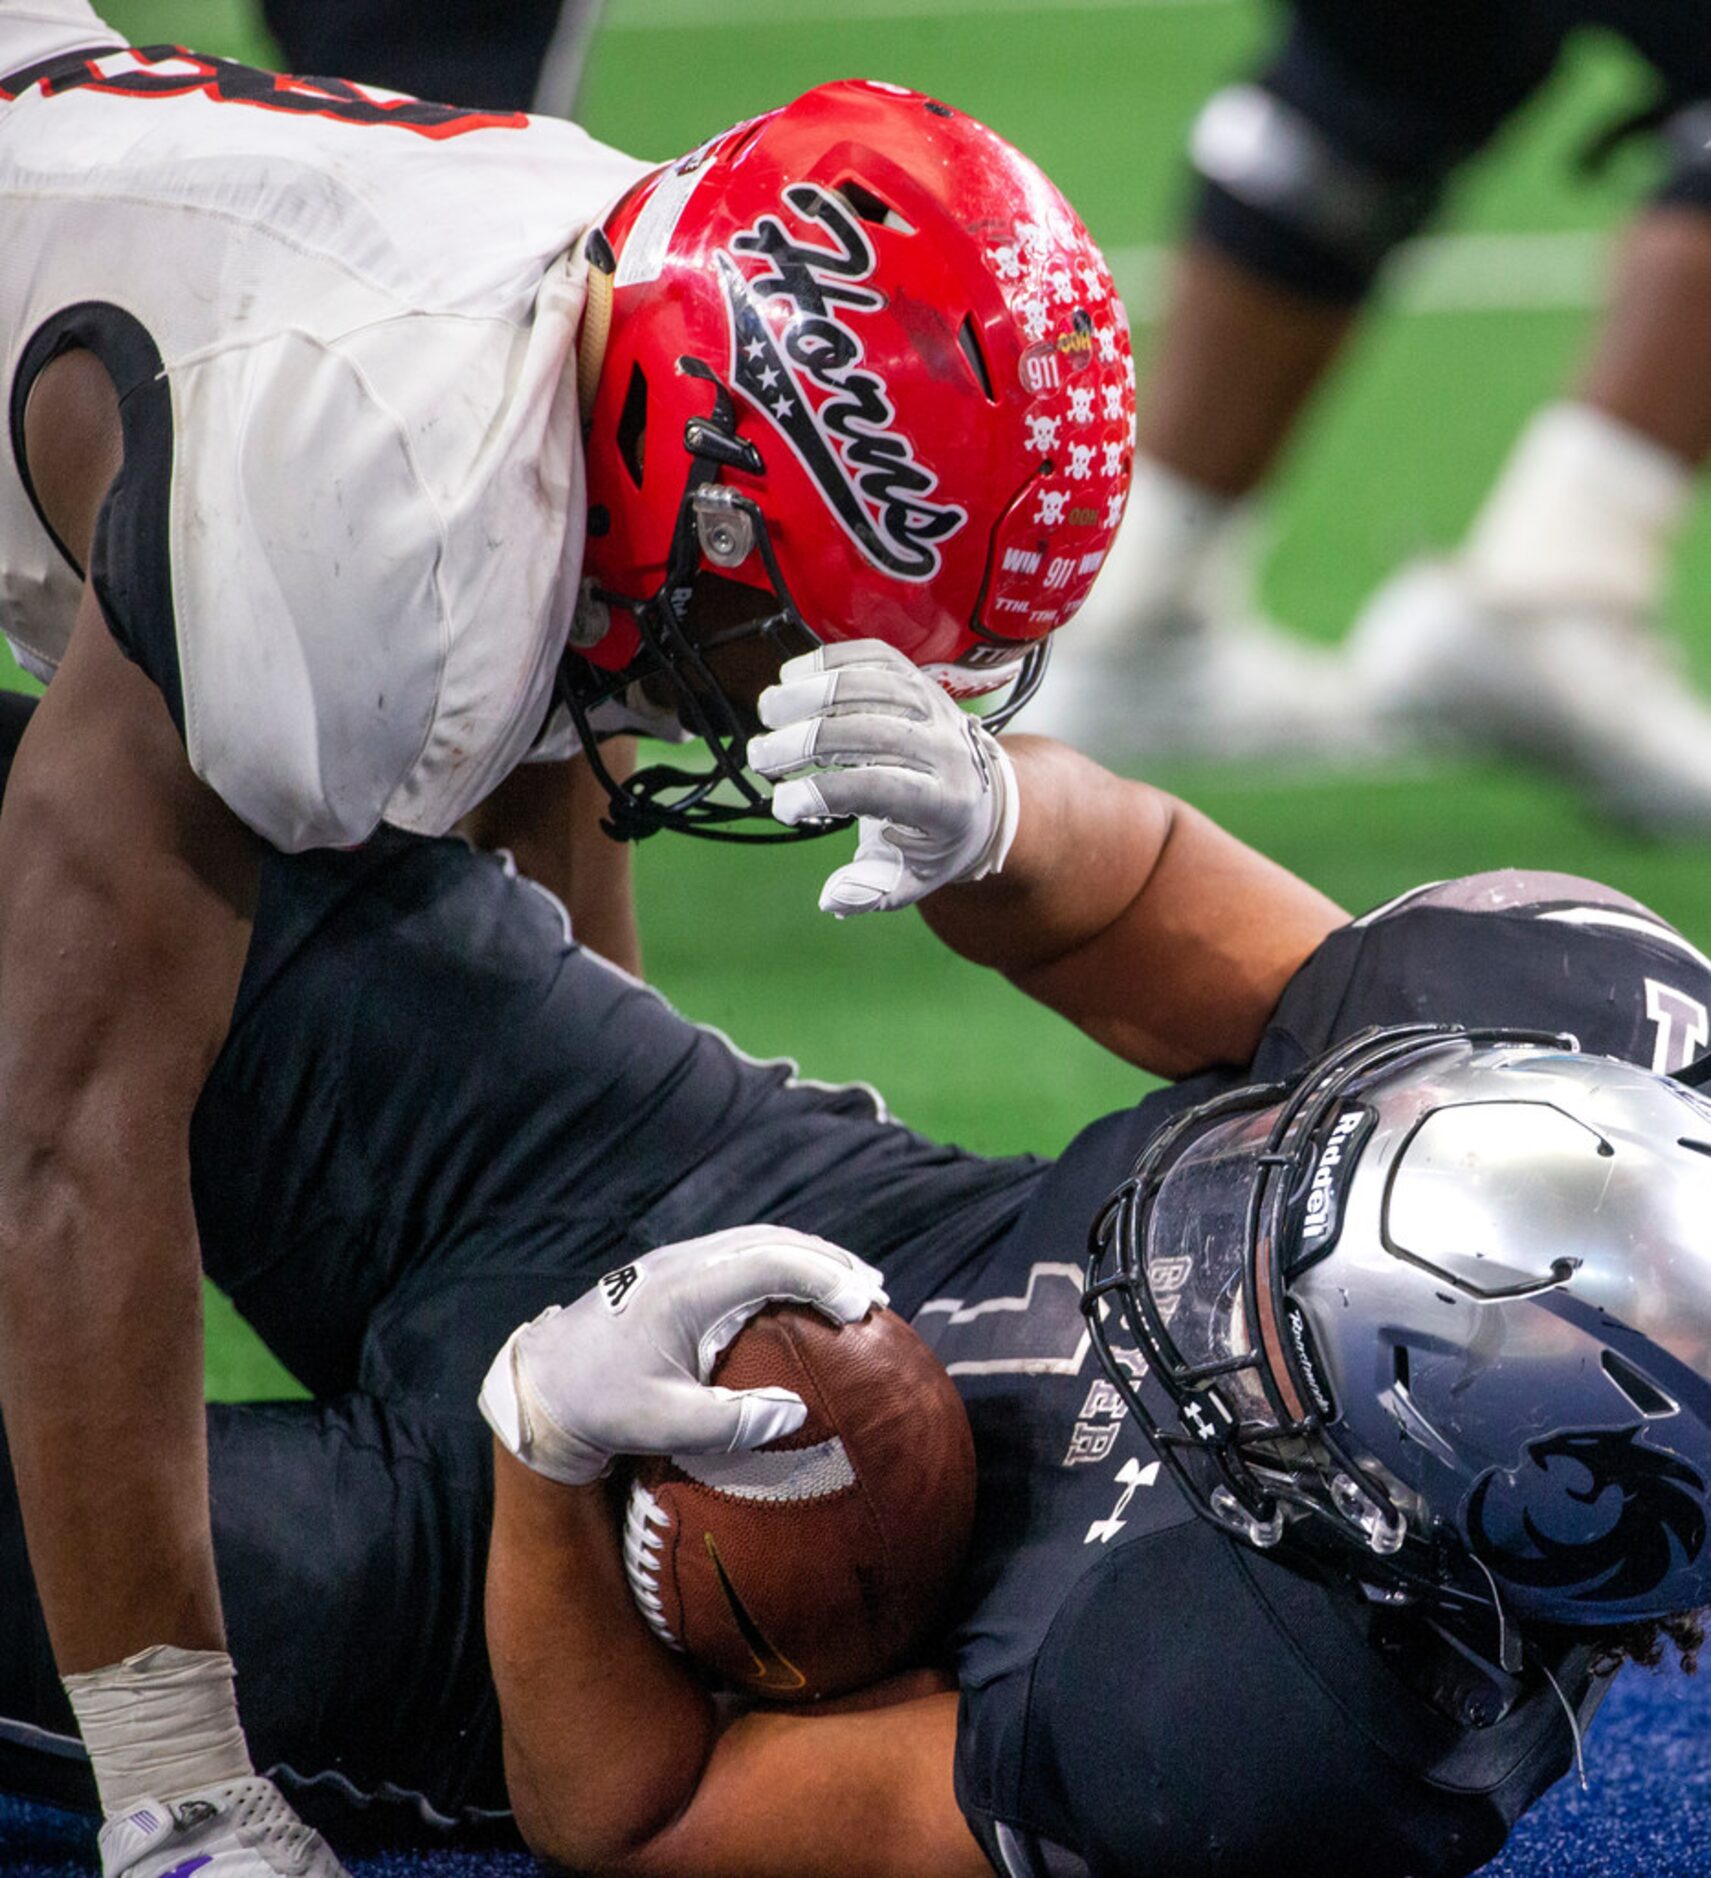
[64,1645,254,1816]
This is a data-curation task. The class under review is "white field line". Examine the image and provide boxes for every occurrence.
[604,0,1227,28]
[1110,228,1612,321]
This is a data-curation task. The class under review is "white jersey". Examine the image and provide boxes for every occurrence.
[0,1,651,848]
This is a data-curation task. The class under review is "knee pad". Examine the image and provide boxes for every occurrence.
[1655,101,1711,216]
[1194,69,1464,304]
[1184,14,1542,305]
[1188,81,1452,303]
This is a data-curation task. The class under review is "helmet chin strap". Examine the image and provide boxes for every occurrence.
[575,231,616,418]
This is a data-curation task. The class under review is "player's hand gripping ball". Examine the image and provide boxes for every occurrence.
[624,1302,976,1702]
[480,1225,891,1485]
[480,1226,976,1699]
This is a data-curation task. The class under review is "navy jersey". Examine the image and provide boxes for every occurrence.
[4,785,1709,1856]
[925,872,1711,1878]
[190,828,1042,1410]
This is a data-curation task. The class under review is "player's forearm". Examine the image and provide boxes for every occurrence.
[1028,799,1346,1072]
[0,1137,222,1669]
[924,737,1346,1075]
[0,597,259,1675]
[921,736,1173,978]
[0,862,233,1667]
[486,1447,717,1870]
[488,1457,982,1878]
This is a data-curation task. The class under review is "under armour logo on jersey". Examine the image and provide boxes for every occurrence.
[600,1265,642,1313]
[1085,1455,1161,1545]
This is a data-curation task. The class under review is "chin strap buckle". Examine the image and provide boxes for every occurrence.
[693,486,757,569]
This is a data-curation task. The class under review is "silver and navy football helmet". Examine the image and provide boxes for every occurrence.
[1083,1025,1711,1631]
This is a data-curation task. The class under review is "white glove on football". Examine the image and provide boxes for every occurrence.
[747,640,1021,917]
[98,1778,348,1878]
[479,1225,889,1486]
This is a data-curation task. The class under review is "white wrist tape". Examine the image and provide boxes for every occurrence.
[64,1645,253,1816]
[1463,402,1692,616]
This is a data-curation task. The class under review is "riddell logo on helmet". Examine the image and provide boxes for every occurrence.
[718,184,968,581]
[1296,1107,1373,1265]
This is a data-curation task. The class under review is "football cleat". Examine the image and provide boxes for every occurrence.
[1028,603,1379,764]
[1348,558,1711,834]
[1028,487,1381,764]
[98,1778,349,1878]
[569,80,1135,838]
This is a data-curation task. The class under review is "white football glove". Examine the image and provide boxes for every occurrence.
[98,1778,348,1878]
[479,1225,889,1486]
[747,640,1021,917]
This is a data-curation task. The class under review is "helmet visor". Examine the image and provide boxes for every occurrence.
[1143,1104,1280,1429]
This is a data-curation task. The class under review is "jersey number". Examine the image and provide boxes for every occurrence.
[32,46,526,141]
[1645,978,1710,1075]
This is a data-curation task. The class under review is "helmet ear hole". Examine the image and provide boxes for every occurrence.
[616,362,649,490]
[1601,1349,1679,1419]
[957,315,995,402]
[833,175,916,235]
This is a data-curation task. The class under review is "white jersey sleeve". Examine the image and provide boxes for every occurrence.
[0,18,652,850]
[166,274,588,849]
[0,0,118,69]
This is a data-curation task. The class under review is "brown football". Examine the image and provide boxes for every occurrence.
[623,1304,976,1702]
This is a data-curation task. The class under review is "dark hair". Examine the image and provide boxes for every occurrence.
[1587,1607,1707,1677]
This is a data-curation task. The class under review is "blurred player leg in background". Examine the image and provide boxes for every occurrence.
[1351,182,1711,832]
[1044,0,1711,824]
[260,0,606,116]
[1035,0,1554,760]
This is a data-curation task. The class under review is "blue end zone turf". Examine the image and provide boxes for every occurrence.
[3,1663,1704,1875]
[1487,1663,1710,1876]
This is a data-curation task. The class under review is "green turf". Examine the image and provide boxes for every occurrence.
[101,0,276,64]
[71,1,1711,1404]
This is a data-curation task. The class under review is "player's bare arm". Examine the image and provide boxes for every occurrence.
[0,345,260,1673]
[930,735,1346,1075]
[0,334,355,1878]
[750,642,1346,1077]
[482,1230,989,1878]
[488,1457,984,1878]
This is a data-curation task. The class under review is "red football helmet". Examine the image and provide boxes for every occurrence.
[567,79,1135,838]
